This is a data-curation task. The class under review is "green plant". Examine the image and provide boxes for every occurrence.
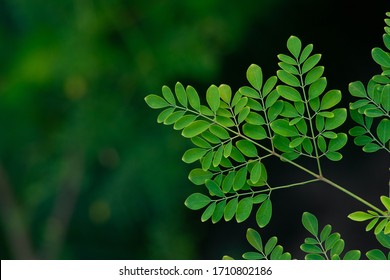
[145,11,390,260]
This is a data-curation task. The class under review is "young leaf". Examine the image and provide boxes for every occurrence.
[247,64,263,91]
[185,193,211,210]
[162,85,176,105]
[302,212,318,236]
[380,196,390,211]
[256,198,272,228]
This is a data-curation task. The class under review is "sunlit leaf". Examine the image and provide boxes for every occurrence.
[287,35,302,58]
[188,168,213,185]
[270,119,299,137]
[206,85,220,113]
[145,94,169,109]
[182,120,211,138]
[186,85,200,111]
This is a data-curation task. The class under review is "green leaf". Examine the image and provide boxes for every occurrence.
[162,85,176,105]
[164,111,185,125]
[188,169,213,185]
[365,108,384,117]
[236,140,258,158]
[242,252,264,260]
[246,112,265,125]
[246,228,263,252]
[287,35,302,58]
[343,250,361,260]
[302,212,318,236]
[233,167,247,191]
[308,77,327,100]
[236,197,253,223]
[201,202,216,222]
[328,133,347,151]
[382,84,390,111]
[182,120,211,138]
[253,194,268,204]
[300,244,322,254]
[280,102,299,118]
[264,236,278,256]
[299,44,313,63]
[305,66,324,85]
[223,141,233,158]
[145,94,169,109]
[250,161,262,183]
[366,249,387,260]
[185,193,211,210]
[348,211,374,222]
[243,124,268,140]
[239,86,259,99]
[256,198,272,228]
[206,85,220,113]
[263,76,278,97]
[362,143,381,153]
[157,107,175,123]
[348,81,366,98]
[325,151,342,161]
[302,54,322,74]
[212,145,224,167]
[372,47,390,68]
[325,233,340,250]
[265,89,280,108]
[224,197,238,221]
[320,90,342,110]
[174,115,197,130]
[277,70,301,87]
[219,84,232,104]
[376,231,390,249]
[330,239,345,256]
[271,119,299,137]
[278,54,297,65]
[320,225,332,242]
[268,101,284,121]
[366,218,379,232]
[277,85,302,102]
[377,119,390,144]
[182,148,207,164]
[349,126,366,137]
[380,196,390,212]
[305,254,325,260]
[186,85,200,111]
[247,64,263,91]
[205,179,225,197]
[350,99,370,110]
[212,200,226,223]
[209,125,230,140]
[375,219,388,235]
[325,108,347,130]
[278,62,299,75]
[175,82,187,107]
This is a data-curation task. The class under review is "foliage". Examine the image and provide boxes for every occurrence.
[146,11,390,259]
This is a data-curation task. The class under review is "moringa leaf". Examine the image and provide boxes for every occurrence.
[247,64,263,91]
[256,198,272,228]
[302,212,318,236]
[236,197,253,223]
[185,193,211,210]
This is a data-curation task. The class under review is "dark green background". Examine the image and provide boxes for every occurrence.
[0,0,388,259]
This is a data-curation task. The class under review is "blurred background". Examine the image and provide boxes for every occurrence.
[0,0,389,259]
